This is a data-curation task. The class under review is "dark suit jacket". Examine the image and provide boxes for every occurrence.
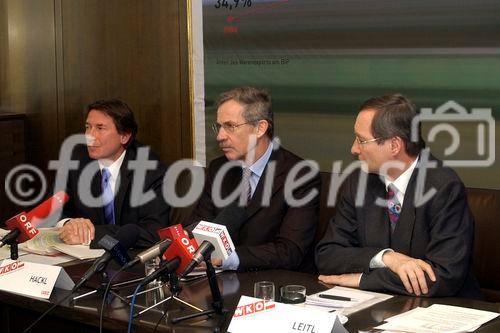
[316,151,481,298]
[184,146,321,272]
[61,141,170,248]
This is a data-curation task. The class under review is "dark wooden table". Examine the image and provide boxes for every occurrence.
[0,262,499,332]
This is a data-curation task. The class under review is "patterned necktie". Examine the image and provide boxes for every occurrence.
[242,167,253,203]
[101,168,115,225]
[387,184,401,233]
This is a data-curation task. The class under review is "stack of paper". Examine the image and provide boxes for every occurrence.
[22,229,62,255]
[307,287,375,308]
[375,304,499,333]
[0,228,104,264]
[306,286,393,316]
[52,243,104,260]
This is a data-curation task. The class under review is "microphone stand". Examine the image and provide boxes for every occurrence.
[171,258,227,331]
[73,270,130,304]
[133,271,204,317]
[0,231,20,260]
[10,242,19,260]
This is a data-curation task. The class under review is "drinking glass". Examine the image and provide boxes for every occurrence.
[280,285,306,304]
[253,281,275,301]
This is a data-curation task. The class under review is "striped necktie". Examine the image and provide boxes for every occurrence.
[101,168,115,225]
[242,167,252,203]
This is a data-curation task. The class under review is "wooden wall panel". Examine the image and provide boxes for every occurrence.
[0,0,6,109]
[0,0,58,218]
[60,0,192,163]
[0,0,192,220]
[2,0,59,166]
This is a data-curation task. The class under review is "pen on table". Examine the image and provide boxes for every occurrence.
[318,294,353,302]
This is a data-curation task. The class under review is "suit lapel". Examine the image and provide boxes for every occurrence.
[391,167,419,254]
[113,150,133,226]
[89,160,106,224]
[364,175,391,248]
[221,166,243,199]
[246,148,285,219]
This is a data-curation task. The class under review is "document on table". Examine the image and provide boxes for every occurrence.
[22,229,62,255]
[21,253,77,265]
[375,304,499,333]
[52,243,104,260]
[305,286,393,316]
[0,227,103,263]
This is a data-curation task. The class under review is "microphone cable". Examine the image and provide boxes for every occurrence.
[153,308,169,333]
[99,264,129,333]
[22,282,82,333]
[127,283,142,333]
[126,258,180,333]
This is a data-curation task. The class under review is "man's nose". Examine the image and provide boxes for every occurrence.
[351,139,360,156]
[216,127,227,142]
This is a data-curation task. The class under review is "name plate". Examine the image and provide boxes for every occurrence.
[228,296,339,333]
[0,259,74,299]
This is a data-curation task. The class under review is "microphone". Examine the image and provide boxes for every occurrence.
[180,205,246,277]
[73,224,139,291]
[0,191,69,247]
[191,221,235,262]
[121,223,190,270]
[122,238,172,270]
[140,257,180,286]
[181,240,215,277]
[160,224,198,275]
[98,233,132,267]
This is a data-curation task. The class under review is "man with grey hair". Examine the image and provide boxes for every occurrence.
[316,94,481,298]
[185,86,320,272]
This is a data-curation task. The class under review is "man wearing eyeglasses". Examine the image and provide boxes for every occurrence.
[185,86,320,272]
[315,94,481,298]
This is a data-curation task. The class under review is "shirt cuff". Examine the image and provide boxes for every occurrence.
[218,251,240,271]
[369,248,394,269]
[55,218,71,228]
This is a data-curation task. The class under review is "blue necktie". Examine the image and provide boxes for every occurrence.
[101,168,115,225]
[387,184,401,233]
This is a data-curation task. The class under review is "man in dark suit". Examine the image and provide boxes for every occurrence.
[316,94,481,298]
[185,86,320,272]
[57,99,169,247]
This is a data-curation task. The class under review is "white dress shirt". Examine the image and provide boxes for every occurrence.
[369,156,419,268]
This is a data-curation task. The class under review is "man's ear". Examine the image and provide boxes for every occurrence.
[391,136,404,156]
[255,120,269,139]
[120,132,132,145]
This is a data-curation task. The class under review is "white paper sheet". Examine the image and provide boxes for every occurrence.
[376,304,499,333]
[21,253,77,265]
[52,243,104,260]
[305,286,393,316]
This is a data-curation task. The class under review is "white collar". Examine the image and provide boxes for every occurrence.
[98,149,126,181]
[246,141,274,178]
[384,156,419,195]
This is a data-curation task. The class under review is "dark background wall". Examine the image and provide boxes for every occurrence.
[0,0,192,220]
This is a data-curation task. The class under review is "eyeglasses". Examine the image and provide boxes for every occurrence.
[355,136,383,145]
[212,122,253,134]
